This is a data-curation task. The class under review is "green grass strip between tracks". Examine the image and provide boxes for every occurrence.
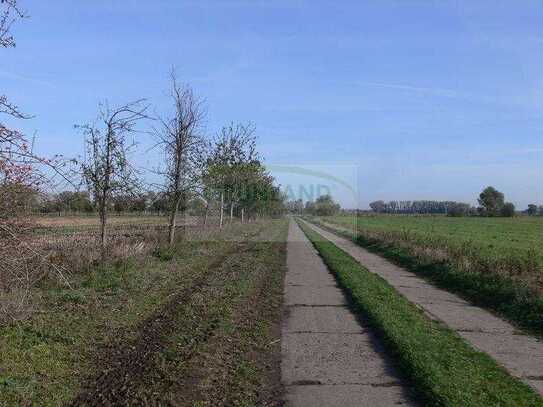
[297,219,543,407]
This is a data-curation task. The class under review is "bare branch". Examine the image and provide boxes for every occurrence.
[76,99,149,260]
[153,70,207,245]
[0,0,27,48]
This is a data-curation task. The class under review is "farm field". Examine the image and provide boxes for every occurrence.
[325,215,543,267]
[33,214,169,228]
[297,219,543,405]
[0,219,288,406]
[314,214,543,337]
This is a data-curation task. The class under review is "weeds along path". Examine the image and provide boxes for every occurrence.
[171,226,286,405]
[70,220,287,406]
[282,220,416,406]
[301,219,543,396]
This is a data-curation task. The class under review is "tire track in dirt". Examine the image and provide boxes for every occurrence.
[69,240,253,406]
[173,239,286,406]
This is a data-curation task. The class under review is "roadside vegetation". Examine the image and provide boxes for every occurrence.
[1,5,289,405]
[298,219,543,406]
[1,0,285,326]
[1,219,287,406]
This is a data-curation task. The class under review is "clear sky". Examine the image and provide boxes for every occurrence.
[3,0,542,209]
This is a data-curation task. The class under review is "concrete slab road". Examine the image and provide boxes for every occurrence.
[304,219,543,397]
[281,219,416,406]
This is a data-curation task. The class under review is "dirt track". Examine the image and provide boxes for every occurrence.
[70,246,243,406]
[69,221,287,406]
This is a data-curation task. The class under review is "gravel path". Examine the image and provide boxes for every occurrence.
[282,220,416,406]
[303,219,543,396]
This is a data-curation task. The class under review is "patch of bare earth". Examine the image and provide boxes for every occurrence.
[174,239,286,406]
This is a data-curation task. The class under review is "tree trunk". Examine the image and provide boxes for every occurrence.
[219,191,224,229]
[168,196,181,246]
[230,202,234,223]
[99,203,107,263]
[241,207,244,223]
[203,200,209,227]
[168,210,177,246]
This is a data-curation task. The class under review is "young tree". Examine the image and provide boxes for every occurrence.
[205,123,258,228]
[78,100,149,260]
[154,71,206,245]
[237,162,280,220]
[447,202,471,217]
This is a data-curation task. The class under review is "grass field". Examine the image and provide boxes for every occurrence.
[0,219,287,406]
[313,214,543,337]
[298,219,543,406]
[326,215,543,268]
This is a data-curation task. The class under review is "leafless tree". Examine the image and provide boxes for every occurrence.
[154,71,206,246]
[1,1,74,324]
[78,100,150,260]
[0,0,26,48]
[0,0,35,202]
[1,0,28,147]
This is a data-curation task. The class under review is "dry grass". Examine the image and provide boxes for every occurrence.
[33,214,168,227]
[1,214,273,326]
[1,216,178,326]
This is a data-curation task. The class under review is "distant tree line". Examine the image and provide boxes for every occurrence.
[32,191,166,215]
[368,186,522,218]
[286,195,341,216]
[369,200,473,216]
[287,186,541,219]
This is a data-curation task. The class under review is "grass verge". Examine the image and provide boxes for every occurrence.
[298,219,543,406]
[312,217,543,338]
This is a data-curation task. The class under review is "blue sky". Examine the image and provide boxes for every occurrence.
[2,0,543,208]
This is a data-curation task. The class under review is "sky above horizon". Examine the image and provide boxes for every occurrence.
[3,0,543,209]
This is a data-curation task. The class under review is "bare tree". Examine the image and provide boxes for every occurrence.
[1,0,69,223]
[1,1,74,324]
[154,71,206,246]
[0,0,26,48]
[0,0,37,200]
[1,0,27,145]
[78,100,149,260]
